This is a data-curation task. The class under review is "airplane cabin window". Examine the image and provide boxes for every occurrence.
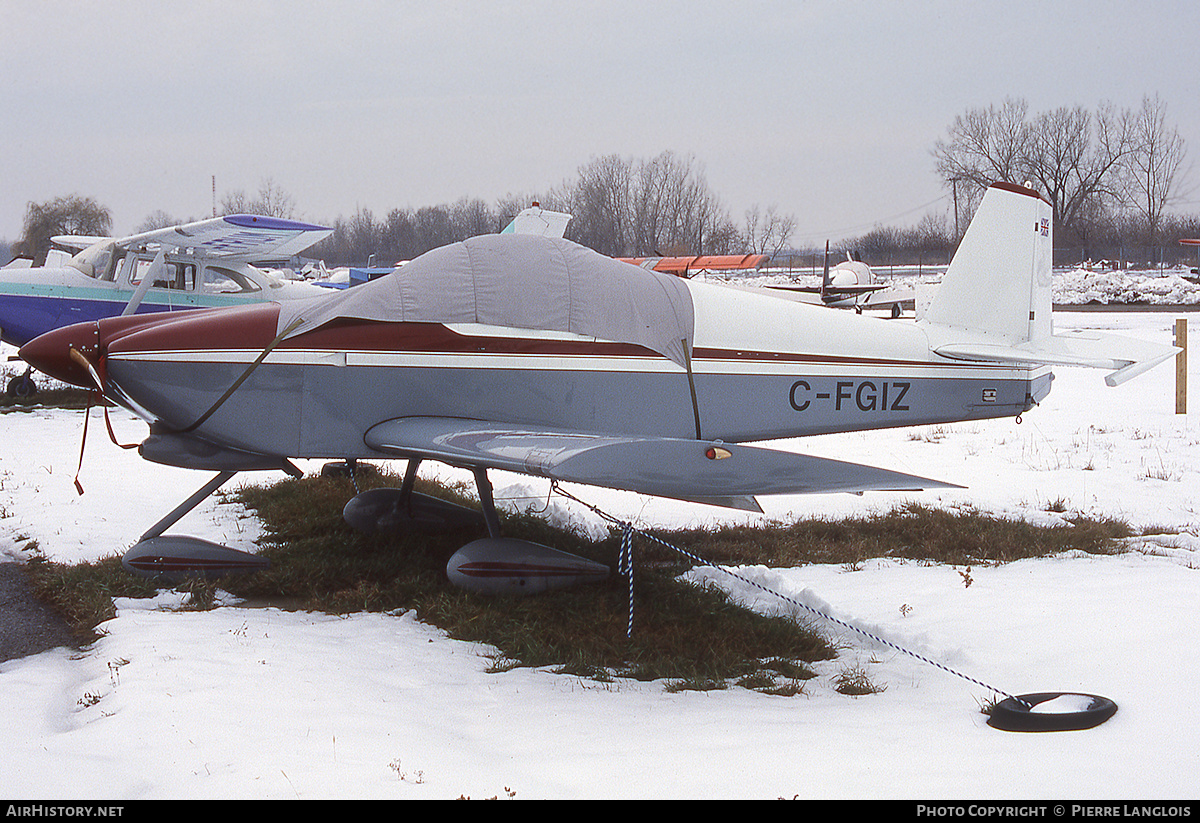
[167,262,196,290]
[128,257,196,289]
[130,258,155,286]
[67,241,115,280]
[203,266,261,294]
[178,263,197,291]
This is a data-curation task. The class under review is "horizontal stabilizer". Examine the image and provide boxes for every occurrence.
[935,329,1180,387]
[619,253,768,275]
[364,417,960,508]
[858,285,914,307]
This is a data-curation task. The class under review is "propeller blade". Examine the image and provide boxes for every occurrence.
[68,347,104,391]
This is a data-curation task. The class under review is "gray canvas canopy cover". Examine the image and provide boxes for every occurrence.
[276,234,696,368]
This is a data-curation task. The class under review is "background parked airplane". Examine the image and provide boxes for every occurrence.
[761,243,913,317]
[1,214,333,395]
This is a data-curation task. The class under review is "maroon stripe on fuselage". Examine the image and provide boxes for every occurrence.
[100,301,1025,373]
[286,317,660,359]
[98,302,945,369]
[293,319,938,367]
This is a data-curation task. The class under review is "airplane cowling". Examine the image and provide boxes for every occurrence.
[446,538,609,596]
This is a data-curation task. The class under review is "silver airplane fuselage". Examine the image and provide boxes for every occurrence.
[21,279,1049,463]
[17,182,1178,587]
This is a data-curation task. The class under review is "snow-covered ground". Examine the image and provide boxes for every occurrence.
[1053,267,1200,306]
[1,277,1198,798]
[713,263,1200,308]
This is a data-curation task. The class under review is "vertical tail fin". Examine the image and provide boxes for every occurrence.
[923,181,1179,386]
[500,204,572,238]
[923,181,1052,345]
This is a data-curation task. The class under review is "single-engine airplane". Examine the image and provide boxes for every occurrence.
[762,243,913,318]
[1,214,333,395]
[20,182,1179,593]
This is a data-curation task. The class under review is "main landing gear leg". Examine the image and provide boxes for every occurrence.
[341,458,485,533]
[397,458,421,513]
[472,466,503,539]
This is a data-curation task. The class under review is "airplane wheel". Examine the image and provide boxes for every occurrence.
[891,303,902,319]
[321,460,379,479]
[6,373,37,399]
[320,461,354,478]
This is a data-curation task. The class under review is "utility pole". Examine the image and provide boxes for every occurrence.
[951,178,961,239]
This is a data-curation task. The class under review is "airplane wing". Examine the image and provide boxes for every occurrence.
[111,215,333,260]
[858,284,914,306]
[363,417,961,512]
[766,284,887,295]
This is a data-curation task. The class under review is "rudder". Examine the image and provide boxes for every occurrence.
[923,182,1053,345]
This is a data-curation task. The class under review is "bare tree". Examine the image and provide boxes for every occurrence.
[632,151,683,253]
[256,177,297,219]
[1120,94,1189,245]
[933,98,1031,190]
[555,150,738,257]
[15,194,112,264]
[220,177,296,218]
[348,207,382,263]
[1022,103,1135,243]
[632,151,731,255]
[555,153,633,256]
[934,98,1144,243]
[414,205,455,255]
[219,189,249,215]
[313,198,515,266]
[933,98,1034,237]
[137,210,182,232]
[743,203,797,256]
[381,207,419,262]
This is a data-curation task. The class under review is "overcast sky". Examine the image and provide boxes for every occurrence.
[3,0,1198,245]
